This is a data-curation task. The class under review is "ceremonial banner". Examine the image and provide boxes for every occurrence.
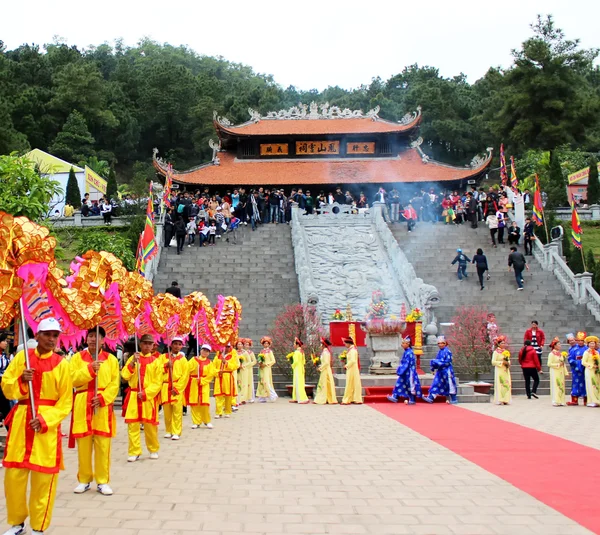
[84,166,107,195]
[532,174,544,227]
[329,321,367,347]
[510,156,518,190]
[571,203,582,249]
[568,163,600,185]
[137,183,157,275]
[347,142,375,154]
[499,144,508,186]
[260,143,289,156]
[296,141,339,155]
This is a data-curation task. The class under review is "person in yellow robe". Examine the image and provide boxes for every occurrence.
[341,337,363,404]
[314,337,338,405]
[2,317,73,535]
[186,344,215,429]
[69,326,120,496]
[236,340,249,404]
[547,337,569,407]
[159,337,190,440]
[290,337,309,404]
[256,336,278,402]
[213,344,239,418]
[581,335,600,407]
[243,338,256,403]
[492,336,511,405]
[121,334,163,462]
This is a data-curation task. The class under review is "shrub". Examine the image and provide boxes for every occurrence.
[268,304,325,381]
[75,230,136,271]
[447,306,495,381]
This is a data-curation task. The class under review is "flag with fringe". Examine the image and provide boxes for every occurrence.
[500,144,508,186]
[137,182,157,275]
[532,174,544,227]
[571,202,582,249]
[510,156,518,190]
[163,163,173,208]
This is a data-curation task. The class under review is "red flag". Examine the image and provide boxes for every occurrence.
[571,202,582,249]
[532,174,544,227]
[499,144,508,186]
[139,183,157,272]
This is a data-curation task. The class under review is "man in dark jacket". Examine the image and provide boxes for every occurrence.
[519,340,542,399]
[165,281,182,298]
[523,217,534,255]
[508,246,528,290]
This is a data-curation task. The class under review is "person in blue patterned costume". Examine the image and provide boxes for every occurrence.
[425,336,458,404]
[387,337,422,405]
[567,331,587,406]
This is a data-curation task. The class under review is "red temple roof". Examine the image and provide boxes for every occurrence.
[153,148,492,186]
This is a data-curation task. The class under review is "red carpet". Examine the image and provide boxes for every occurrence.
[372,403,600,534]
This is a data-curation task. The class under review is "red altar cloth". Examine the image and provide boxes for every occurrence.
[329,321,367,347]
[402,321,425,375]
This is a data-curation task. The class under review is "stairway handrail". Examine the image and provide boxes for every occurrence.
[290,206,320,308]
[370,205,440,329]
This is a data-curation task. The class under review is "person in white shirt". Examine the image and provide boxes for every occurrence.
[185,218,197,247]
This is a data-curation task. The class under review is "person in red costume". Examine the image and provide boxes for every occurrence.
[523,320,545,371]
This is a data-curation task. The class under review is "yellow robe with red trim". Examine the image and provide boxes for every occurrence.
[185,356,215,406]
[213,350,240,397]
[159,352,190,405]
[1,349,73,473]
[70,349,120,438]
[121,353,162,425]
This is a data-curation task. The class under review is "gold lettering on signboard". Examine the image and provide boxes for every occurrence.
[260,143,289,156]
[295,141,340,155]
[347,142,375,154]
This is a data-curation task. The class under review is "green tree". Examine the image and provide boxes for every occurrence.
[49,110,95,163]
[0,153,62,221]
[65,166,81,207]
[546,152,568,208]
[106,165,118,200]
[75,230,136,271]
[586,157,600,205]
[586,249,596,275]
[561,224,572,260]
[569,245,585,274]
[495,15,600,153]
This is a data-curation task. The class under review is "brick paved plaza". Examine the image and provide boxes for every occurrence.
[1,397,595,535]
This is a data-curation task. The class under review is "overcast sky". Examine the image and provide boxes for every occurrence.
[3,0,599,91]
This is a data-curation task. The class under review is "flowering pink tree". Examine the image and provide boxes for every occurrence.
[447,306,496,381]
[268,304,325,381]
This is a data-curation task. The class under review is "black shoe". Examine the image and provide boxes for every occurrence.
[480,286,484,290]
[531,393,539,399]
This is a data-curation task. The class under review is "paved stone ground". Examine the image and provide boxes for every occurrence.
[462,394,600,451]
[0,399,594,535]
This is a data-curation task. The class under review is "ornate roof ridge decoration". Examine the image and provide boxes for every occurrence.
[412,144,494,169]
[152,147,168,171]
[399,106,422,126]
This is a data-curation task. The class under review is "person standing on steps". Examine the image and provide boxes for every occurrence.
[451,248,471,281]
[523,217,535,256]
[524,320,545,370]
[496,210,506,244]
[567,332,587,406]
[165,281,181,298]
[486,211,498,247]
[174,216,187,255]
[472,248,489,290]
[519,340,541,399]
[508,246,529,291]
[401,202,418,232]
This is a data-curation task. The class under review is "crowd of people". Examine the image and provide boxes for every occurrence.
[0,314,367,535]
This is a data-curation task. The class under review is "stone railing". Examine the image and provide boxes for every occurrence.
[370,203,441,333]
[532,236,600,320]
[47,214,135,228]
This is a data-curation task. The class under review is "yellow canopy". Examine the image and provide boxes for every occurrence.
[24,149,84,174]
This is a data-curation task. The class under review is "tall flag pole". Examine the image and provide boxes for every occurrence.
[163,163,173,210]
[135,231,144,275]
[510,156,519,191]
[532,174,549,243]
[499,143,508,186]
[571,201,586,271]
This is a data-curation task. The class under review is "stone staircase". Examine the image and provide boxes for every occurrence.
[389,220,600,395]
[153,223,300,393]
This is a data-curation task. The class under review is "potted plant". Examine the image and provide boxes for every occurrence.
[447,306,495,393]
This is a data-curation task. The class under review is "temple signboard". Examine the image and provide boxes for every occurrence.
[347,142,375,154]
[296,141,340,155]
[260,143,289,156]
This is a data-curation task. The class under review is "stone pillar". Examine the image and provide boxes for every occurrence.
[368,333,401,373]
[590,204,600,221]
[155,222,164,247]
[575,272,593,303]
[291,204,300,223]
[74,212,82,227]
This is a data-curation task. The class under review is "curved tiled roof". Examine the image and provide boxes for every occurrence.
[154,148,492,186]
[215,116,421,137]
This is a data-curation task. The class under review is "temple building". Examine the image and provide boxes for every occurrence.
[153,103,492,189]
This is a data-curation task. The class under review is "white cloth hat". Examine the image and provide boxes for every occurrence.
[171,337,184,343]
[437,335,446,343]
[201,344,212,351]
[38,317,62,333]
